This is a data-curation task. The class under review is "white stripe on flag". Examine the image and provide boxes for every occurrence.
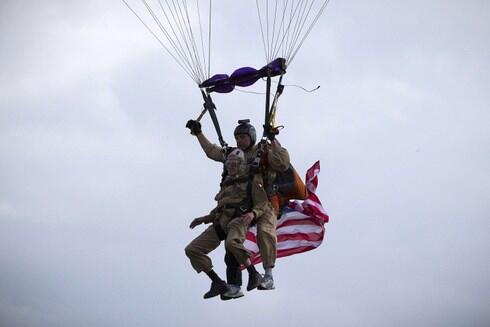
[277,239,323,250]
[276,224,323,235]
[244,239,259,252]
[280,211,310,221]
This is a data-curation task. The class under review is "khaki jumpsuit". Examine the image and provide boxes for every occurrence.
[201,142,290,269]
[185,173,271,273]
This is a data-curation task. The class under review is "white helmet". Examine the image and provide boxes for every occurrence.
[225,148,246,176]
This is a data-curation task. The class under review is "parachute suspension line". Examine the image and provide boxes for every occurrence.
[266,0,270,62]
[270,0,290,64]
[275,0,302,63]
[180,0,207,82]
[255,0,331,66]
[150,0,199,81]
[188,0,211,82]
[191,0,212,79]
[256,0,269,63]
[166,0,204,82]
[286,1,295,58]
[285,0,314,63]
[187,0,210,82]
[157,0,187,54]
[122,0,212,85]
[207,0,212,78]
[235,88,266,95]
[154,1,200,80]
[285,0,311,62]
[121,0,197,82]
[195,0,207,74]
[256,0,305,64]
[270,0,280,64]
[289,0,331,65]
[148,0,200,82]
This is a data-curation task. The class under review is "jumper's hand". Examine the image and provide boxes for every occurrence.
[186,119,202,136]
[189,216,207,229]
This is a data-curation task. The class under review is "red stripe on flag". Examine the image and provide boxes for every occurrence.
[245,231,257,243]
[278,218,322,228]
[277,232,324,243]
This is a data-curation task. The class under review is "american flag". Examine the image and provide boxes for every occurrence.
[244,161,329,265]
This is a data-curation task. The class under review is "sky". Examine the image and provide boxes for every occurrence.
[1,0,489,326]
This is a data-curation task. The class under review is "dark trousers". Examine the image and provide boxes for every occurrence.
[225,251,242,286]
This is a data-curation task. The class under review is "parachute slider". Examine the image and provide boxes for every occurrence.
[199,58,287,94]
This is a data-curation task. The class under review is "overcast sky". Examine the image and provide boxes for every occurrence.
[1,1,489,326]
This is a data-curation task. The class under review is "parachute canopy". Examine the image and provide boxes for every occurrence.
[122,1,331,88]
[199,58,287,93]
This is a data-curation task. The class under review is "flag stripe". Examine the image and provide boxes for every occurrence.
[276,224,323,235]
[278,219,322,229]
[277,232,324,243]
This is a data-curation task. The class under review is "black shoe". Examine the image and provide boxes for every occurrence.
[203,280,229,299]
[246,272,263,291]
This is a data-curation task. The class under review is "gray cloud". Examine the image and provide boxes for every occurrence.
[1,1,489,326]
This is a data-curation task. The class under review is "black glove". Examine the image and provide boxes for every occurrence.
[186,119,202,136]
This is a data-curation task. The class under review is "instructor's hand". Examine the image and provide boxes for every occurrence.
[241,212,255,226]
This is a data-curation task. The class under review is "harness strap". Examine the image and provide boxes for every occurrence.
[220,176,249,187]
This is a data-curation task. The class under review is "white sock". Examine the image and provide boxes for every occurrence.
[265,268,273,277]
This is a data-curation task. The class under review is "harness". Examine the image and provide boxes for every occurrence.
[212,176,255,240]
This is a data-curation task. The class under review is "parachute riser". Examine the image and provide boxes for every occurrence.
[252,69,278,188]
[262,72,285,141]
[269,74,285,128]
[199,90,228,148]
[263,70,273,139]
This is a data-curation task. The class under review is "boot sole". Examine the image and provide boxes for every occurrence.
[220,293,245,301]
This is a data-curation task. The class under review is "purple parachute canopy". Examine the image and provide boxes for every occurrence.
[263,57,288,76]
[199,74,234,93]
[200,58,286,93]
[230,67,259,87]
